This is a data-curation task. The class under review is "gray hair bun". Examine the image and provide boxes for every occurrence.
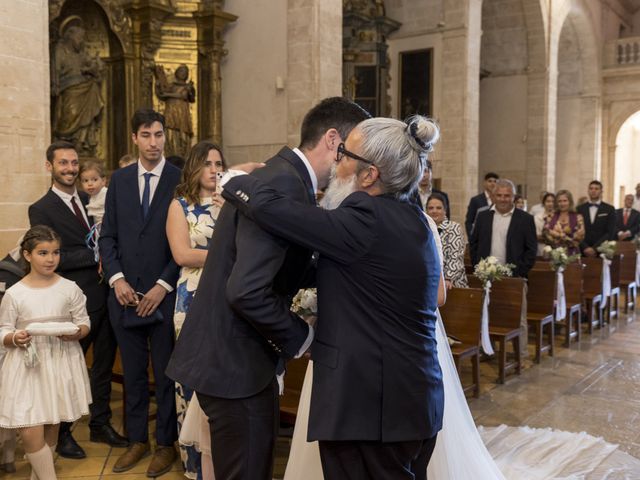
[405,115,440,153]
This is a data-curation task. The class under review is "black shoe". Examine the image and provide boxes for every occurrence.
[56,432,86,459]
[90,424,130,448]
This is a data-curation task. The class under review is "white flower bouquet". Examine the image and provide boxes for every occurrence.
[542,245,580,272]
[596,240,617,260]
[291,288,317,318]
[473,256,514,287]
[633,235,640,251]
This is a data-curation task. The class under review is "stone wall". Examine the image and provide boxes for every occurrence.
[0,0,50,254]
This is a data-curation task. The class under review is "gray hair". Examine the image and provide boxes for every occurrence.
[494,178,516,194]
[358,115,440,200]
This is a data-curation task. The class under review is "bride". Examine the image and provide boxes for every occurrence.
[283,213,506,480]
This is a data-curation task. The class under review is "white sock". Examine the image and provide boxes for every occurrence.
[26,445,57,480]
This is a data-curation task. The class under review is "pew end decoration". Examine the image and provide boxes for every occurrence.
[474,256,514,287]
[543,246,580,272]
[597,240,617,260]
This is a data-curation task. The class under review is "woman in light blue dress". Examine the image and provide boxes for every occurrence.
[166,141,226,479]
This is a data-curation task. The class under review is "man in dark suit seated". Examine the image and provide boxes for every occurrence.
[465,171,499,238]
[615,194,640,241]
[99,109,182,477]
[576,180,616,256]
[29,141,126,459]
[221,115,444,480]
[166,97,370,480]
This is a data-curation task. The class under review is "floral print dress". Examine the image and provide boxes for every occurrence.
[173,197,216,479]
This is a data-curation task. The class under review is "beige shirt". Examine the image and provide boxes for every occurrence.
[490,206,515,265]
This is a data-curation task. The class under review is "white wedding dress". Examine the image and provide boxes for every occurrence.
[283,216,634,479]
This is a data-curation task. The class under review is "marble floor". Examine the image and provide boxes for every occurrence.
[2,310,639,479]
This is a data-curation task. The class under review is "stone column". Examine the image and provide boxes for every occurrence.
[0,0,51,253]
[286,0,343,147]
[439,0,482,224]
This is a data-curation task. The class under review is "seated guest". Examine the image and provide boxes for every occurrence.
[529,191,548,217]
[465,171,499,238]
[469,178,537,279]
[416,160,450,217]
[166,141,227,479]
[534,192,555,255]
[616,194,640,241]
[514,194,526,210]
[426,193,468,288]
[576,180,616,256]
[634,183,640,212]
[543,190,585,256]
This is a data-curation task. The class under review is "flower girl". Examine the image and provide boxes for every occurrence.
[0,226,92,479]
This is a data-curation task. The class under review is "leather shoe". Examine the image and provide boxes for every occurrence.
[146,445,177,478]
[56,431,86,459]
[90,424,129,448]
[113,442,150,473]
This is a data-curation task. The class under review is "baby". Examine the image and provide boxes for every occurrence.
[79,160,108,224]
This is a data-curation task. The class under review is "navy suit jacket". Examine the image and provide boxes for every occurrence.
[469,208,537,278]
[166,147,313,399]
[223,176,444,443]
[29,189,106,312]
[98,162,180,301]
[576,201,616,252]
[465,192,489,238]
[615,208,640,239]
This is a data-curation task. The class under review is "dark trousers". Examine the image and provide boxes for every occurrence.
[60,302,117,436]
[319,434,438,480]
[108,294,177,446]
[198,379,279,480]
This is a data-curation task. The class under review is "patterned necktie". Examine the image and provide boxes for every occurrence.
[623,209,629,226]
[141,172,153,220]
[70,196,90,232]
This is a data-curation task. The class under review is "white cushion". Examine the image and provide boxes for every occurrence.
[25,322,79,336]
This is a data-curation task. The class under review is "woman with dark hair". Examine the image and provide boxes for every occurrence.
[166,141,226,479]
[426,192,468,288]
[534,192,555,255]
[543,189,585,256]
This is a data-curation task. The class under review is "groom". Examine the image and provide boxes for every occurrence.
[166,97,370,479]
[223,116,444,479]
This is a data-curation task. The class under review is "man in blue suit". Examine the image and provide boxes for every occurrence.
[99,109,181,477]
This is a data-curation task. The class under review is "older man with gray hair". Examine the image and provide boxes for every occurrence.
[222,115,445,480]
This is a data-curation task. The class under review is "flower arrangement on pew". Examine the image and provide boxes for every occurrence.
[542,245,580,272]
[596,240,617,260]
[291,288,317,327]
[474,256,514,288]
[633,235,640,251]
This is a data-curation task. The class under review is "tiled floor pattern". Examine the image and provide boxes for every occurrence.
[2,310,639,479]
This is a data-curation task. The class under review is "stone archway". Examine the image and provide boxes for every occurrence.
[553,0,601,200]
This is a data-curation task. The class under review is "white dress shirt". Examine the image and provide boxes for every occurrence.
[588,200,601,224]
[490,205,514,265]
[51,185,91,227]
[108,158,173,292]
[292,147,318,194]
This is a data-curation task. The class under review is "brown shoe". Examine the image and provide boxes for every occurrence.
[113,442,150,473]
[146,445,177,478]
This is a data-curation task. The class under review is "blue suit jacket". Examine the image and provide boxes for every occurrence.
[99,162,180,296]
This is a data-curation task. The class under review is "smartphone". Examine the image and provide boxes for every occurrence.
[215,171,225,195]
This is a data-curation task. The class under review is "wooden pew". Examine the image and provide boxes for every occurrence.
[526,269,556,363]
[616,242,638,315]
[440,287,484,397]
[561,261,584,346]
[468,276,524,384]
[606,254,622,327]
[581,257,604,333]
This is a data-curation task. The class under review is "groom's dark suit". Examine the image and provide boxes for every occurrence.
[29,189,116,429]
[223,175,444,480]
[166,147,314,479]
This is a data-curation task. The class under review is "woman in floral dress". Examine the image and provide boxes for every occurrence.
[542,189,585,256]
[166,141,226,479]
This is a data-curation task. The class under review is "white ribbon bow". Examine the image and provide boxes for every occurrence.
[556,268,566,322]
[481,281,495,355]
[600,254,611,299]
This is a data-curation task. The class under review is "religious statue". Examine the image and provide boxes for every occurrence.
[154,64,196,158]
[51,16,104,157]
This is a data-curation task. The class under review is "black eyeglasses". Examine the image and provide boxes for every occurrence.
[336,143,375,166]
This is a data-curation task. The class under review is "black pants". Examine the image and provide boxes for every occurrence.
[60,303,117,436]
[319,434,438,480]
[198,379,279,480]
[109,294,177,446]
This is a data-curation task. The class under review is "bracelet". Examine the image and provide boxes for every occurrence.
[11,332,19,348]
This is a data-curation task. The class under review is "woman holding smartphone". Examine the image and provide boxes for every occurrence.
[166,141,226,479]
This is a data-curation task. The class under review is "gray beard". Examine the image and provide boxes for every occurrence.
[320,172,358,210]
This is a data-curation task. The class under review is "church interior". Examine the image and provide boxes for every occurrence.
[2,0,640,479]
